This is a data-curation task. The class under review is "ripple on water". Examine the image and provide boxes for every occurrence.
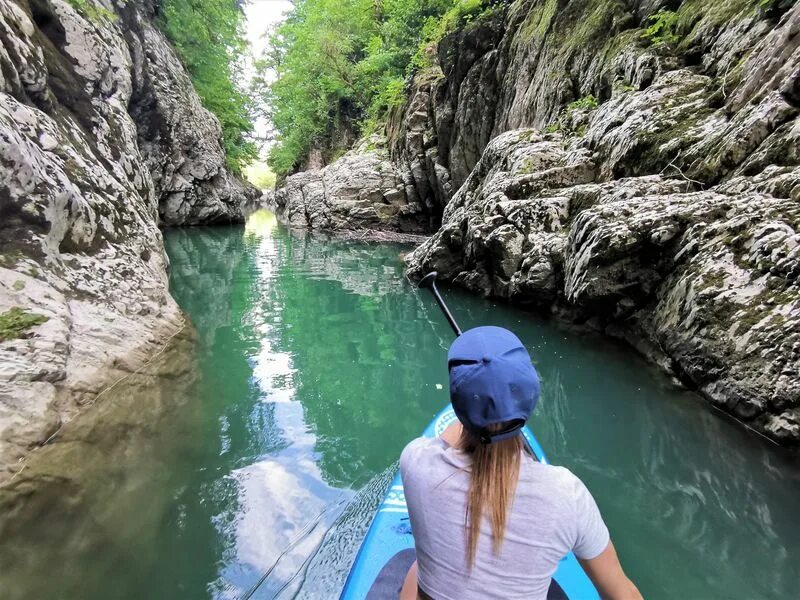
[293,465,396,599]
[0,211,798,600]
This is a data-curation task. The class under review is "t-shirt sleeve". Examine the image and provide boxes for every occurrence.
[399,436,431,480]
[571,476,610,560]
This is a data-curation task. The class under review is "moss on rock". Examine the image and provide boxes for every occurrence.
[0,307,49,342]
[519,0,558,43]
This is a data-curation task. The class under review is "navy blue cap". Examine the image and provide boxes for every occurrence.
[448,326,540,443]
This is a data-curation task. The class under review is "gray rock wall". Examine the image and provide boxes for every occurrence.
[269,136,431,233]
[123,3,257,225]
[407,2,800,444]
[272,0,800,443]
[389,0,796,205]
[0,0,255,480]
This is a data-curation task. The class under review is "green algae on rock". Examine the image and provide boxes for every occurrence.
[0,308,49,342]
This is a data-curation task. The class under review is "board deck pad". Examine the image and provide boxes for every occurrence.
[365,548,416,599]
[340,406,600,599]
[364,548,570,600]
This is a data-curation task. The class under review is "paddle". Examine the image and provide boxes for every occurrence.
[417,272,462,337]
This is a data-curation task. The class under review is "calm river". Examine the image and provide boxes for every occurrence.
[0,209,798,599]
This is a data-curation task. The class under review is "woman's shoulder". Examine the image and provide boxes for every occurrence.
[524,461,586,495]
[399,436,447,474]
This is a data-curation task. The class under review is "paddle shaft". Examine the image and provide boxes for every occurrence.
[418,272,462,337]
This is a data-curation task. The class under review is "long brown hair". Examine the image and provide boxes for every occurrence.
[457,423,528,571]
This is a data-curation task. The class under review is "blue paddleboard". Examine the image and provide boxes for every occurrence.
[340,405,600,599]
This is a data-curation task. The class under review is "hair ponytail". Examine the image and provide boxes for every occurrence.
[458,423,526,571]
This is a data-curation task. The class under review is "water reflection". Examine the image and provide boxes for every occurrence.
[272,234,448,487]
[166,212,450,595]
[0,210,798,600]
[169,213,356,598]
[443,292,800,599]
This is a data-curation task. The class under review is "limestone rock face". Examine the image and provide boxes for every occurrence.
[387,68,454,218]
[126,6,257,225]
[269,136,429,233]
[402,1,800,445]
[0,0,254,480]
[387,0,799,220]
[271,0,800,442]
[407,44,800,442]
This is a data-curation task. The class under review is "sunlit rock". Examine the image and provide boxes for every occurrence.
[0,0,256,479]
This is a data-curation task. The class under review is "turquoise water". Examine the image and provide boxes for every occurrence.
[1,209,798,599]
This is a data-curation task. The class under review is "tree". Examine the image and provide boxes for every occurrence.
[259,0,478,177]
[158,0,258,174]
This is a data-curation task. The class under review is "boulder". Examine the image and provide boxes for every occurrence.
[269,135,428,233]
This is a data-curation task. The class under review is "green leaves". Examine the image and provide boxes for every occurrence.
[0,307,49,341]
[260,0,375,174]
[244,160,277,190]
[566,95,599,112]
[261,0,477,176]
[157,0,257,174]
[641,9,680,47]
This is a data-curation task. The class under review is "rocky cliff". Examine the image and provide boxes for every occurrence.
[0,0,256,481]
[273,0,800,445]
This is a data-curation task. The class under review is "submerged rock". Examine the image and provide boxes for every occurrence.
[0,324,198,597]
[0,0,255,480]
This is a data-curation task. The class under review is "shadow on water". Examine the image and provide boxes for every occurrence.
[0,210,798,600]
[0,327,204,600]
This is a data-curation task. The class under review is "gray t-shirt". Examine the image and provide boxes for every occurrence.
[399,436,609,600]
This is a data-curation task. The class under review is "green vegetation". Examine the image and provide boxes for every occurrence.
[520,0,557,42]
[567,0,628,52]
[566,95,599,112]
[0,307,48,342]
[244,160,277,191]
[433,0,492,38]
[641,9,680,46]
[157,0,257,174]
[261,0,499,176]
[641,1,768,53]
[543,94,599,138]
[66,0,117,23]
